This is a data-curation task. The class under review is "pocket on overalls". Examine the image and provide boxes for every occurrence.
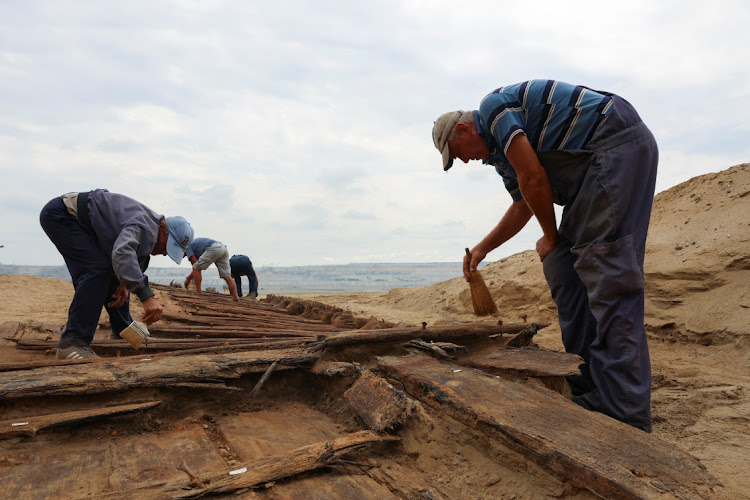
[572,234,644,299]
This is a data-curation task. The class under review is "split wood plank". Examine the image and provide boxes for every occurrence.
[97,430,400,499]
[308,322,549,352]
[378,355,719,500]
[0,401,160,439]
[146,325,331,337]
[309,360,360,377]
[343,370,417,432]
[0,359,88,372]
[0,348,317,400]
[465,347,584,377]
[166,297,340,323]
[14,338,278,351]
[2,423,225,499]
[366,466,450,500]
[152,339,309,357]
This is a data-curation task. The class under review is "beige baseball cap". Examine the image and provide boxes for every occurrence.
[432,110,464,171]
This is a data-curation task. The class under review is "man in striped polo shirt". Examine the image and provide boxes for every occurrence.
[433,80,658,432]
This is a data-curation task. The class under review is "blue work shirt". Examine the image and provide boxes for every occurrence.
[186,237,217,260]
[477,80,615,203]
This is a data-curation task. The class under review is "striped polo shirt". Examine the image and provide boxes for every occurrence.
[477,80,614,201]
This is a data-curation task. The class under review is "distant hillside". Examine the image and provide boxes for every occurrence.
[0,262,464,294]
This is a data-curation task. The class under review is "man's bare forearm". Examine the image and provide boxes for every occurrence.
[506,134,558,241]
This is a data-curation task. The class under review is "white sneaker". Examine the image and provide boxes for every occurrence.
[56,345,100,360]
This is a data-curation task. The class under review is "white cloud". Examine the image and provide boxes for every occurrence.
[0,0,748,267]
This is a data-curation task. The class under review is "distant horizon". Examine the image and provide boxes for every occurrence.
[0,259,498,270]
[0,261,475,294]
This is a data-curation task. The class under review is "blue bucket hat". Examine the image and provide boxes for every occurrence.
[164,216,194,264]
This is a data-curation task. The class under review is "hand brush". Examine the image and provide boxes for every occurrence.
[465,248,498,316]
[118,320,150,349]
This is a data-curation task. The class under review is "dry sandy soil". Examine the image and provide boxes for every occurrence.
[1,163,748,498]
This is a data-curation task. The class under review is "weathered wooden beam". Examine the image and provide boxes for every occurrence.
[166,383,242,392]
[403,340,466,360]
[14,338,272,352]
[308,322,549,352]
[153,339,309,357]
[249,361,278,397]
[466,347,583,378]
[98,430,400,499]
[0,359,89,372]
[366,466,449,500]
[505,323,539,347]
[0,348,318,400]
[309,360,360,377]
[378,355,719,500]
[147,325,335,338]
[0,401,160,438]
[343,371,417,432]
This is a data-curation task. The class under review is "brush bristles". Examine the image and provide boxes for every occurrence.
[468,269,498,316]
[120,329,145,349]
[119,322,149,349]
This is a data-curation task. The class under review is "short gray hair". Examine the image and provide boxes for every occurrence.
[447,111,474,142]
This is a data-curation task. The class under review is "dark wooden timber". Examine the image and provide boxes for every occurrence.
[249,360,279,397]
[343,370,417,432]
[506,323,539,347]
[465,347,583,378]
[0,401,161,439]
[307,322,548,352]
[378,355,718,500]
[0,348,318,400]
[98,430,400,499]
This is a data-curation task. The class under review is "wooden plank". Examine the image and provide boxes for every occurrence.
[310,360,359,377]
[0,401,160,438]
[378,355,719,500]
[13,337,281,353]
[220,403,437,499]
[343,370,417,432]
[257,474,398,499]
[465,347,583,377]
[0,424,225,498]
[366,466,450,500]
[99,430,400,499]
[148,323,338,336]
[309,322,549,352]
[0,348,318,399]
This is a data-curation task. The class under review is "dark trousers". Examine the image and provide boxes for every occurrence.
[543,119,658,428]
[232,269,258,296]
[39,197,132,348]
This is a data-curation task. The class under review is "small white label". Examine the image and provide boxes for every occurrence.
[229,467,247,475]
[11,422,29,427]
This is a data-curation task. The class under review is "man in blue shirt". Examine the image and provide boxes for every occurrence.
[183,237,240,301]
[229,254,259,299]
[40,189,194,360]
[433,80,658,432]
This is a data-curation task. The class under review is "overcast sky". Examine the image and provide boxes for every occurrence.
[1,1,748,269]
